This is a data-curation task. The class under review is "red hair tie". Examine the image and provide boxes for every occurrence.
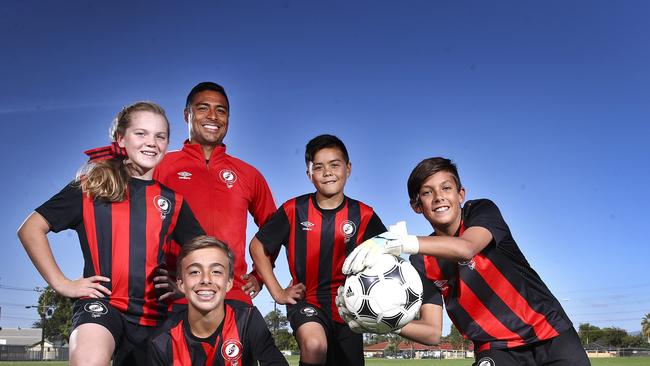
[84,142,128,162]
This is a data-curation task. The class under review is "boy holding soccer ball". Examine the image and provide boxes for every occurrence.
[250,134,386,366]
[343,157,590,366]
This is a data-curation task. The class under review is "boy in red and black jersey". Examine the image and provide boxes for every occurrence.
[251,134,386,366]
[149,236,287,366]
[343,157,590,366]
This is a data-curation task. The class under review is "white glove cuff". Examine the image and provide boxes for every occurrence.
[402,235,420,254]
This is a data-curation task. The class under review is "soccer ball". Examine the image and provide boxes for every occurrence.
[342,253,423,334]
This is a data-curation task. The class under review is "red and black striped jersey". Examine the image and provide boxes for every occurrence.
[410,199,572,351]
[36,178,204,326]
[256,194,386,323]
[149,300,288,366]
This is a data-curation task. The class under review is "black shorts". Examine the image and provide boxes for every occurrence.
[71,299,156,366]
[473,328,591,366]
[287,302,364,366]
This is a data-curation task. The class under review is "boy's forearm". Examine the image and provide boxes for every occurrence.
[397,304,442,345]
[250,238,284,301]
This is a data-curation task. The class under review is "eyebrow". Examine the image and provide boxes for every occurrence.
[185,262,226,270]
[313,159,343,165]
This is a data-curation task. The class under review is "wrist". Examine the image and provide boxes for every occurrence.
[250,270,264,286]
[402,235,419,254]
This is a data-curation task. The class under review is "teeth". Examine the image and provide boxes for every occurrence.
[434,206,449,212]
[141,151,156,156]
[202,124,220,131]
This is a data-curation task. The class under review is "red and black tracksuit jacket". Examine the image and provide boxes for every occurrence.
[256,194,386,323]
[410,199,573,351]
[36,179,204,326]
[149,300,287,365]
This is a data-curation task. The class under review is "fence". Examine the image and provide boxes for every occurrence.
[0,345,69,361]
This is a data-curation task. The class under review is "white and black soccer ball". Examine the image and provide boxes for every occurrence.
[342,253,423,334]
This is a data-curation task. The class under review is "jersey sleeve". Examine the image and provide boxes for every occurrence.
[172,200,206,245]
[34,182,83,233]
[246,307,289,366]
[254,206,290,256]
[409,254,443,306]
[361,212,387,241]
[464,199,510,247]
[248,169,277,228]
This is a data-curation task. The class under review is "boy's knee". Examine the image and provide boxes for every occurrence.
[299,336,328,358]
[70,351,111,366]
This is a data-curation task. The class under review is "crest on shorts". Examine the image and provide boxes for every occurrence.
[221,339,243,365]
[301,306,317,317]
[458,257,476,270]
[477,357,496,366]
[83,301,108,318]
[340,220,356,242]
[153,195,171,219]
[220,169,237,188]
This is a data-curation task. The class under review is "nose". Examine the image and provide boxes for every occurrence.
[200,272,212,285]
[144,134,156,146]
[206,107,218,120]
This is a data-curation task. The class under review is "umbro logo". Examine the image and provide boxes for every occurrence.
[301,221,314,231]
[177,171,192,180]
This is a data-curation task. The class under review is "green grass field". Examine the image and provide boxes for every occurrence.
[1,356,650,365]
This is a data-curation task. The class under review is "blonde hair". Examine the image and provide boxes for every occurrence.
[77,101,169,202]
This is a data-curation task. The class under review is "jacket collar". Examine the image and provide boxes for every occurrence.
[181,140,227,164]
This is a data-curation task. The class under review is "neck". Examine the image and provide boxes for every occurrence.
[127,164,153,180]
[315,192,344,210]
[188,305,225,339]
[433,215,462,237]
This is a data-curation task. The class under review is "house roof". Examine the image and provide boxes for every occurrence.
[0,328,42,346]
[364,341,475,352]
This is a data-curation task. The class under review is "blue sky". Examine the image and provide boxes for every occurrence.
[1,1,649,335]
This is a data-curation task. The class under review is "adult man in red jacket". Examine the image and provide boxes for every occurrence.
[155,82,276,306]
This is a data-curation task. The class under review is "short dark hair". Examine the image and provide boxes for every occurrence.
[185,82,230,109]
[407,157,462,206]
[176,235,234,279]
[305,134,350,165]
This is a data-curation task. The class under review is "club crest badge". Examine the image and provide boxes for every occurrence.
[301,306,317,317]
[458,257,476,271]
[153,195,171,219]
[84,301,108,318]
[221,339,243,366]
[220,169,237,189]
[477,357,496,366]
[340,220,356,242]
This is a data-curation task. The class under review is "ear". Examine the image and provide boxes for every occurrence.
[459,186,466,205]
[226,277,234,292]
[177,277,186,296]
[183,108,190,123]
[346,161,352,178]
[306,162,314,182]
[116,134,126,148]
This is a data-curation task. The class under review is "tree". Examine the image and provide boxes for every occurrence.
[446,324,470,349]
[264,308,297,351]
[578,323,602,345]
[264,308,289,332]
[642,313,650,344]
[31,286,73,343]
[600,327,627,347]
